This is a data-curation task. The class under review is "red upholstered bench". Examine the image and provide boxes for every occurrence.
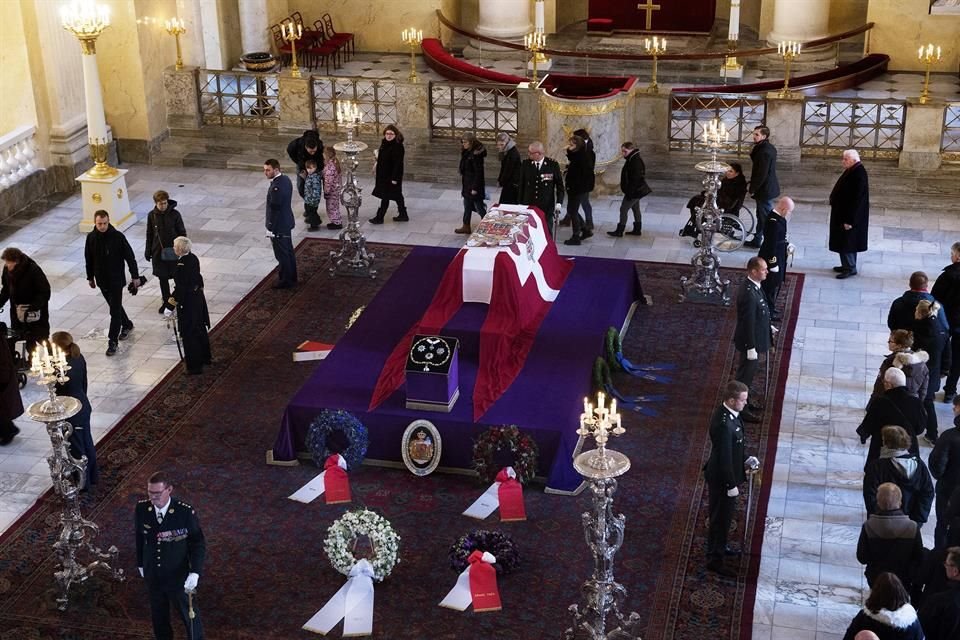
[421,38,526,85]
[587,18,613,35]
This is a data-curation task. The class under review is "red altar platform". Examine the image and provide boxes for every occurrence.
[588,0,716,34]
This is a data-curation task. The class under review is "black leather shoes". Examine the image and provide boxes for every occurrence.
[836,270,857,279]
[832,266,846,273]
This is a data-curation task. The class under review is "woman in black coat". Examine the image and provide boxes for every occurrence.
[170,236,211,375]
[0,321,23,446]
[369,125,407,224]
[144,191,187,314]
[564,135,594,246]
[51,331,98,488]
[914,299,948,443]
[717,162,748,214]
[455,133,487,234]
[572,129,596,231]
[0,247,51,355]
[842,572,924,640]
[495,133,522,205]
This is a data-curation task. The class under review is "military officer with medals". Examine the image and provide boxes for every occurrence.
[733,257,774,423]
[757,196,794,321]
[136,471,206,640]
[704,380,760,577]
[517,141,565,236]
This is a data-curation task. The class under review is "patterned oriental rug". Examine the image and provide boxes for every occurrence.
[0,240,802,640]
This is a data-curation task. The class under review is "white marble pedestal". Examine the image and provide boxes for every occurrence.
[76,169,136,232]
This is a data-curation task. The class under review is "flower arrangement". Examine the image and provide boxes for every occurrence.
[449,529,520,575]
[605,326,623,371]
[305,409,368,470]
[471,425,539,484]
[324,509,400,582]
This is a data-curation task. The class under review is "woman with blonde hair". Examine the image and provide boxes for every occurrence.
[170,237,211,375]
[50,331,98,488]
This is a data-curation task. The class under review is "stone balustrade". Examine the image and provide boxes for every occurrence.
[0,125,40,192]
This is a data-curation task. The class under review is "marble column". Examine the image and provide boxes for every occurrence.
[475,0,533,41]
[176,0,206,68]
[768,0,830,43]
[239,0,271,54]
[277,74,313,136]
[899,98,946,170]
[764,94,804,164]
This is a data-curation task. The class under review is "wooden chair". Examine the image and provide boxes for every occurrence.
[303,28,339,75]
[269,23,293,67]
[321,13,354,60]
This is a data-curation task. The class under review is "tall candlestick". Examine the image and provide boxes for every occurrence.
[535,0,545,32]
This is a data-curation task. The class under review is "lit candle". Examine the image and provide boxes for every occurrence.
[662,38,666,50]
[598,391,604,407]
[610,398,617,416]
[535,0,544,32]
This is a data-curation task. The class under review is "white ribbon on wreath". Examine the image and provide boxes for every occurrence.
[302,559,375,636]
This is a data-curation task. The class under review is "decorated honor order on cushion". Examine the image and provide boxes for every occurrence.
[405,335,460,413]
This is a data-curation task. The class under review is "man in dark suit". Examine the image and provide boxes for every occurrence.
[518,141,564,235]
[757,196,794,320]
[746,126,780,248]
[136,471,206,640]
[608,142,651,238]
[828,149,870,279]
[84,210,140,356]
[704,380,759,577]
[263,159,298,289]
[734,257,772,422]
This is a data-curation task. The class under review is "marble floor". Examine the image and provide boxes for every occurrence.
[1,161,958,640]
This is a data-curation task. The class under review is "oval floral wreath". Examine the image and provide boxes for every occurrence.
[305,409,369,470]
[471,425,539,484]
[605,326,623,371]
[449,529,520,575]
[324,509,401,582]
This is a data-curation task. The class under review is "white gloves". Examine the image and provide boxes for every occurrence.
[769,266,779,273]
[746,348,758,361]
[745,456,760,469]
[138,567,144,578]
[726,487,739,497]
[184,572,199,592]
[555,204,562,212]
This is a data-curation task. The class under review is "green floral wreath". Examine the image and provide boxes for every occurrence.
[324,508,401,582]
[605,327,623,371]
[471,425,539,484]
[592,356,612,394]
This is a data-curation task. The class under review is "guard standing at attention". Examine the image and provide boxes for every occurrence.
[136,471,206,640]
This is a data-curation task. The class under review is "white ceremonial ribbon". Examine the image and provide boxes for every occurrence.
[288,455,348,504]
[439,552,497,611]
[462,466,515,519]
[303,559,375,636]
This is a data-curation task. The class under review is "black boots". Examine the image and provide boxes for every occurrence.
[607,224,625,238]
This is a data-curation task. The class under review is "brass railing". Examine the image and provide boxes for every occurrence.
[800,97,906,159]
[669,93,766,155]
[942,103,960,162]
[429,82,518,140]
[311,77,397,132]
[199,70,279,128]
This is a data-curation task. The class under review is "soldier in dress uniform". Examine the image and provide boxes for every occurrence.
[734,257,773,423]
[136,471,206,640]
[704,380,760,577]
[517,141,564,235]
[757,196,794,321]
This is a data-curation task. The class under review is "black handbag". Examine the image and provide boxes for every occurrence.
[156,228,178,262]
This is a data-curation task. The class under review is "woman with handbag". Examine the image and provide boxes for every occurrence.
[0,247,51,357]
[145,190,187,314]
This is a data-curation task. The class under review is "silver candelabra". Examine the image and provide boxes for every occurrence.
[565,392,642,640]
[26,343,123,610]
[329,100,377,278]
[679,119,733,306]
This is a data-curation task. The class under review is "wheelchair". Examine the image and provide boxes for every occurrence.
[4,326,30,389]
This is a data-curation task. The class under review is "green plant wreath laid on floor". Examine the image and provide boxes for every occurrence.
[605,326,623,371]
[593,356,613,393]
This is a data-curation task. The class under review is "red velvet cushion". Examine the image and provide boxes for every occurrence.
[421,39,525,85]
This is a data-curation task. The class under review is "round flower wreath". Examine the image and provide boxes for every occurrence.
[471,425,539,484]
[449,529,520,575]
[592,356,613,394]
[324,509,401,582]
[605,326,623,371]
[305,409,368,470]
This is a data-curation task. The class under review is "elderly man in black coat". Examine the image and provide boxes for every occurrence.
[829,149,870,279]
[746,126,780,248]
[733,257,772,422]
[518,141,564,235]
[858,367,925,469]
[495,133,522,205]
[857,482,925,590]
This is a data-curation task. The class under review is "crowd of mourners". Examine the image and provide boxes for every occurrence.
[841,243,960,640]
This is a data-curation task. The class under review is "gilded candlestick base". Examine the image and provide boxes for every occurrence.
[87,138,118,179]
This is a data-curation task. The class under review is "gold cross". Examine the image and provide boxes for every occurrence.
[637,1,662,31]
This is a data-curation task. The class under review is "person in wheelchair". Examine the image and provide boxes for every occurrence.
[680,163,749,243]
